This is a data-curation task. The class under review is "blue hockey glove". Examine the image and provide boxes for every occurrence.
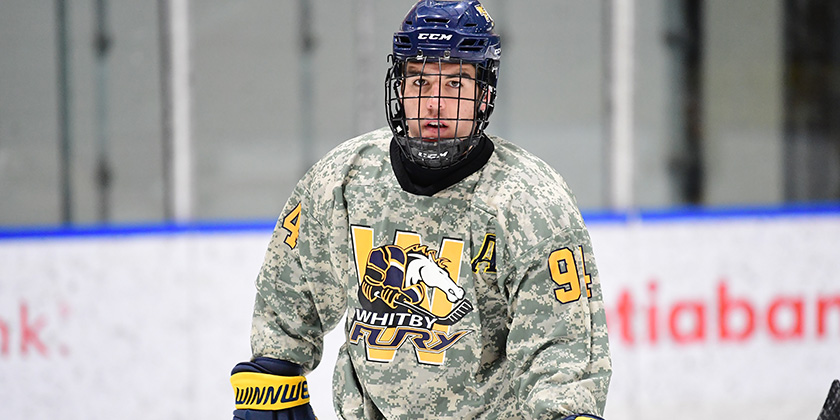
[230,357,317,420]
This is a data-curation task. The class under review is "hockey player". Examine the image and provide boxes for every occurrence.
[230,1,611,419]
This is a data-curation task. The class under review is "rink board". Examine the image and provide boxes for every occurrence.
[1,206,838,419]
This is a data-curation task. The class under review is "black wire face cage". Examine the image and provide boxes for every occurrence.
[386,55,498,169]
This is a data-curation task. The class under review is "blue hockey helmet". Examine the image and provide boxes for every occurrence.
[386,0,502,169]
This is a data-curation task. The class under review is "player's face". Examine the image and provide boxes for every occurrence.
[402,61,481,141]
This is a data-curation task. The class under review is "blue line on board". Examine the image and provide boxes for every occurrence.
[581,202,840,224]
[1,202,839,241]
[0,219,276,241]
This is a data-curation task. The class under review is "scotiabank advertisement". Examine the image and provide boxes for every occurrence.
[0,209,838,419]
[592,213,840,419]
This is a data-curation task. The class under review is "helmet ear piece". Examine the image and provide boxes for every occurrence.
[386,58,408,137]
[473,61,498,122]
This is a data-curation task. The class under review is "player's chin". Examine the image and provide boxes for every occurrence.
[418,127,455,141]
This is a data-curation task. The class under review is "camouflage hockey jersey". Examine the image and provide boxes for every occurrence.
[250,127,611,419]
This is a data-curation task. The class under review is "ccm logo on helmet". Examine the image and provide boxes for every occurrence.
[418,33,453,41]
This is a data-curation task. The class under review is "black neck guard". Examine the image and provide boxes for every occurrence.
[390,135,494,196]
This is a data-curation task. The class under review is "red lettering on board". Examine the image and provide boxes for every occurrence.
[718,282,756,342]
[606,279,839,346]
[0,300,70,359]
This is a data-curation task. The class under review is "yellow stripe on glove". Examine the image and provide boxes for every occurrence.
[231,371,310,411]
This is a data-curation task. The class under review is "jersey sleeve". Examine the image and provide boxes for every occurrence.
[500,187,612,418]
[249,179,347,373]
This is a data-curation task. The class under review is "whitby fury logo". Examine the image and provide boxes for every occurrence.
[349,226,473,365]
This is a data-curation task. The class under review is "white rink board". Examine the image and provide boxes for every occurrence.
[593,214,840,419]
[1,211,839,420]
